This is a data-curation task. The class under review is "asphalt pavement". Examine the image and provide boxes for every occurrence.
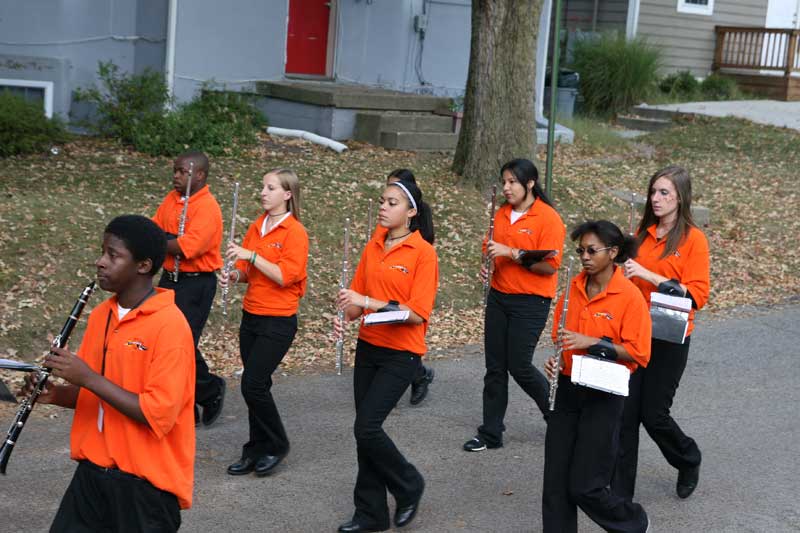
[2,302,798,533]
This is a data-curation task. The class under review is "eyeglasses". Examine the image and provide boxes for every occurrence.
[575,246,612,256]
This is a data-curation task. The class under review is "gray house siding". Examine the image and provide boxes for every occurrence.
[0,0,167,118]
[637,0,768,76]
[335,0,470,97]
[171,0,288,103]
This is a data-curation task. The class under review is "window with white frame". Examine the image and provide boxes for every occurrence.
[677,0,714,16]
[0,79,54,118]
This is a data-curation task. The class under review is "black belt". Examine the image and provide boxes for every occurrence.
[80,460,146,482]
[163,271,215,283]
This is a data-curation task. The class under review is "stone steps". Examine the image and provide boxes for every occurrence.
[354,112,457,151]
[617,114,673,132]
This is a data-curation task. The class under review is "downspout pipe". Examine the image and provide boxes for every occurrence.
[165,0,178,106]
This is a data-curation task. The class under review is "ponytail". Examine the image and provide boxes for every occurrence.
[570,220,639,263]
[389,179,436,245]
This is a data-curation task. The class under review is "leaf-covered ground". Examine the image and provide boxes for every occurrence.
[0,115,798,396]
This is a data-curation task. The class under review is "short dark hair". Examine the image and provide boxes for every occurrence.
[104,215,167,275]
[570,220,638,263]
[178,151,210,177]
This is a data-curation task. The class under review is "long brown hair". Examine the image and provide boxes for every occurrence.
[268,168,302,221]
[636,165,695,258]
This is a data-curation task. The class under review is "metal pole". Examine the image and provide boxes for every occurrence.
[545,0,565,197]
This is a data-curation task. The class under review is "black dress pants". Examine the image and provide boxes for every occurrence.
[238,311,297,458]
[543,377,647,533]
[478,289,551,446]
[351,340,424,529]
[158,272,222,407]
[51,461,181,533]
[614,337,701,498]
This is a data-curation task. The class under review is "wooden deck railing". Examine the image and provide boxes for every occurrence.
[713,26,800,76]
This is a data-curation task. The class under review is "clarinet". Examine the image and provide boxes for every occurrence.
[221,181,240,316]
[0,281,96,474]
[483,185,498,306]
[334,218,350,376]
[548,257,573,411]
[173,161,194,282]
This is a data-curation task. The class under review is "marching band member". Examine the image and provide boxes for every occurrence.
[382,169,436,406]
[30,215,195,532]
[334,179,438,532]
[543,220,650,533]
[153,151,226,427]
[464,158,565,452]
[614,166,710,499]
[220,169,309,477]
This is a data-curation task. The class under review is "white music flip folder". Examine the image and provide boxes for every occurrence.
[363,310,410,326]
[650,292,692,344]
[571,355,630,396]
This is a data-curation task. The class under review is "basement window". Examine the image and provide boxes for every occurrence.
[0,79,54,118]
[677,0,714,16]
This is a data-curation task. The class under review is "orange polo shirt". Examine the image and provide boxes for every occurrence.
[632,225,710,336]
[235,213,309,317]
[152,185,223,273]
[552,267,651,376]
[70,288,195,509]
[487,201,566,298]
[351,230,439,356]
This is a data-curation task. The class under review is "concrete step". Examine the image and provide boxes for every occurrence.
[354,113,453,145]
[617,115,673,132]
[255,81,452,111]
[630,105,678,120]
[380,131,459,151]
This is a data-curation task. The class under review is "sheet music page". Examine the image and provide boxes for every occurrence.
[571,355,630,396]
[363,310,410,326]
[650,292,692,312]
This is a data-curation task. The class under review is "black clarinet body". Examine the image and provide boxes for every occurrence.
[0,281,96,474]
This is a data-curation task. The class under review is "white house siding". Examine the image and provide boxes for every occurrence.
[637,0,768,76]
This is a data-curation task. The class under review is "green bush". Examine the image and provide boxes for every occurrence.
[0,91,68,157]
[74,61,169,145]
[700,74,740,100]
[131,89,267,156]
[570,32,662,117]
[659,70,701,99]
[76,63,266,156]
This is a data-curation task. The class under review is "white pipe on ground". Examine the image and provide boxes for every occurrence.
[266,127,349,153]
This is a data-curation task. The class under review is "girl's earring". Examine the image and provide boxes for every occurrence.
[405,217,411,229]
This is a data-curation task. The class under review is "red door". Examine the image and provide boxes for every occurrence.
[286,0,331,76]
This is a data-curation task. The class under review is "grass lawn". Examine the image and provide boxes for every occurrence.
[0,114,798,385]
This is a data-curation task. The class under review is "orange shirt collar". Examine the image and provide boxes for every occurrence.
[108,287,175,322]
[171,184,211,203]
[501,197,547,222]
[573,265,627,302]
[373,229,425,253]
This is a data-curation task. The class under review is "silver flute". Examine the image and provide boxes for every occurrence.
[548,257,574,411]
[221,181,240,316]
[335,218,350,375]
[173,161,194,282]
[366,198,374,242]
[483,185,497,307]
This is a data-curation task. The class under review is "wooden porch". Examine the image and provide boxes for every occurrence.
[713,26,800,101]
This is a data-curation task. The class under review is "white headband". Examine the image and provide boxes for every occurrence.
[390,182,417,211]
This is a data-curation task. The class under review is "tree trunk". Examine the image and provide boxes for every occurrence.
[453,0,542,188]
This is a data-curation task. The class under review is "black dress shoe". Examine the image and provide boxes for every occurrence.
[410,366,435,406]
[194,405,200,427]
[254,453,285,477]
[202,376,226,427]
[676,463,700,499]
[395,480,424,528]
[227,456,257,476]
[337,520,387,532]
